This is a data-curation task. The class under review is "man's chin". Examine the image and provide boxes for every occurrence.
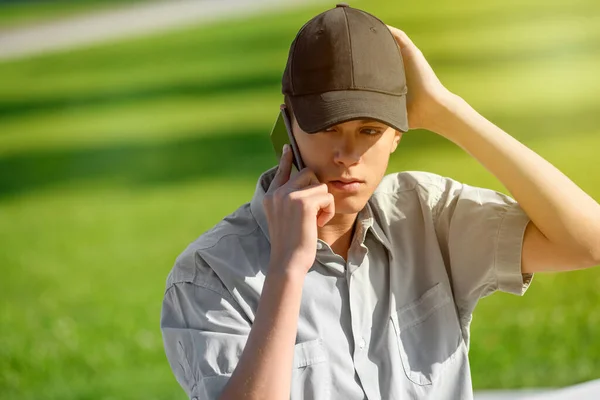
[333,195,370,215]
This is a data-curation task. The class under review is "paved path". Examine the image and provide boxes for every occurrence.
[475,379,600,399]
[475,389,550,399]
[0,0,324,61]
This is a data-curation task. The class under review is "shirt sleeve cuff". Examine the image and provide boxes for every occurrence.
[495,202,534,295]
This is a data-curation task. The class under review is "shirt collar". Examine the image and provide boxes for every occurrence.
[249,167,393,253]
[361,200,393,253]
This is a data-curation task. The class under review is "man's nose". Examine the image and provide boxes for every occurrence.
[333,139,361,167]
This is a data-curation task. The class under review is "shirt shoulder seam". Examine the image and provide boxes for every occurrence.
[194,223,260,252]
[165,224,261,298]
[165,279,232,300]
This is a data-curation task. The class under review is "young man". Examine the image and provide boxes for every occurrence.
[161,4,600,400]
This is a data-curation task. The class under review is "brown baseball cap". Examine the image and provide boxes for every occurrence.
[282,3,408,134]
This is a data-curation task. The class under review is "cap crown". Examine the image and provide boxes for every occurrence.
[282,5,407,97]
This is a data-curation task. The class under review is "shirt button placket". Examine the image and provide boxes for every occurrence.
[358,338,366,350]
[348,248,377,399]
[347,262,366,372]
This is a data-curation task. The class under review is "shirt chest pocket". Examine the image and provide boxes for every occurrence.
[291,338,331,400]
[390,283,463,386]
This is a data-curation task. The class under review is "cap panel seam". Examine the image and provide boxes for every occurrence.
[356,9,407,79]
[342,7,355,88]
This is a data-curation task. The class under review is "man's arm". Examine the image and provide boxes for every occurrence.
[221,144,335,399]
[430,95,600,273]
[386,26,600,273]
[219,269,304,400]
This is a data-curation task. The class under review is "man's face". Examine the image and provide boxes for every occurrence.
[292,116,402,215]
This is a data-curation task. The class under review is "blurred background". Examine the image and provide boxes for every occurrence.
[0,0,599,399]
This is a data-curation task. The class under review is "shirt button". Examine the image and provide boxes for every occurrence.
[316,242,323,250]
[358,338,366,349]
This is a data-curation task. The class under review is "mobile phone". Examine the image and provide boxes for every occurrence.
[270,104,305,172]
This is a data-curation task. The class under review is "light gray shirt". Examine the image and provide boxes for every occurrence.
[161,167,534,400]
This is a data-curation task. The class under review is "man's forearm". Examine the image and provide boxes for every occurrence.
[431,93,600,264]
[219,268,305,400]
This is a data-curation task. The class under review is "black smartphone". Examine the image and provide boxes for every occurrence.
[270,104,305,172]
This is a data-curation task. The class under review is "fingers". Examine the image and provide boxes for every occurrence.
[268,146,322,195]
[265,152,334,227]
[315,193,335,227]
[286,168,321,190]
[291,186,334,227]
[386,25,414,49]
[267,144,293,194]
[291,182,328,199]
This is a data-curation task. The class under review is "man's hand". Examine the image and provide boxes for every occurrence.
[386,25,456,132]
[263,144,335,276]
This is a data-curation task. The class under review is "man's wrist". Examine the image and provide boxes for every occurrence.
[265,264,307,287]
[426,92,472,141]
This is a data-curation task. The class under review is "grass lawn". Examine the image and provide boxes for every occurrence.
[1,0,599,398]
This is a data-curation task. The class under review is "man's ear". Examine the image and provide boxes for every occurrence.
[391,130,403,153]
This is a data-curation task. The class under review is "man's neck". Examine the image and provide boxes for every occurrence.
[317,213,359,261]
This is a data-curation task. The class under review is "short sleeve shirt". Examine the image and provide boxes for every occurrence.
[160,167,534,399]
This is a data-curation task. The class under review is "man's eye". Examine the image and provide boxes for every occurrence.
[361,128,381,135]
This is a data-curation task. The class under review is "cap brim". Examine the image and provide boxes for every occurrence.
[289,90,408,134]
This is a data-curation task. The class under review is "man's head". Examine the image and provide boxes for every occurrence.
[281,4,408,214]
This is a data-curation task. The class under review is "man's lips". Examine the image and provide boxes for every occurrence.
[328,178,365,192]
[329,177,365,184]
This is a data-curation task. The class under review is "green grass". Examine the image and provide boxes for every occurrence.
[0,0,146,28]
[1,0,600,398]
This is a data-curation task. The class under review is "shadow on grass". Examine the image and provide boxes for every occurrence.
[0,128,276,199]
